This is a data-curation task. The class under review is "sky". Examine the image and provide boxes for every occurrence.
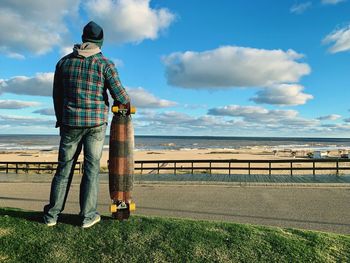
[0,0,349,137]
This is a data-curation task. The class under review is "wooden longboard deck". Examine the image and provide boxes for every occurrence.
[108,109,135,219]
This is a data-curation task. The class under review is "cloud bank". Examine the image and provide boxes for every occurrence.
[250,84,313,106]
[207,105,318,127]
[0,0,79,57]
[317,114,342,121]
[0,114,55,127]
[0,73,54,97]
[127,87,177,108]
[33,108,56,116]
[321,0,346,5]
[0,100,41,109]
[290,2,312,14]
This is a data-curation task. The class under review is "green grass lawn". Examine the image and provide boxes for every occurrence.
[0,208,349,263]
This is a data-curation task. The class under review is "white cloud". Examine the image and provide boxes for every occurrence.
[290,2,312,14]
[84,0,175,44]
[250,84,313,106]
[33,108,56,116]
[323,24,350,53]
[0,0,79,57]
[0,73,54,96]
[0,100,41,109]
[317,114,342,121]
[163,46,311,89]
[127,87,177,108]
[321,0,346,5]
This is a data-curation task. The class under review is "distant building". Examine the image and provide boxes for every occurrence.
[313,151,328,159]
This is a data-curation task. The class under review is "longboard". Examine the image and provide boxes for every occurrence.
[108,104,136,220]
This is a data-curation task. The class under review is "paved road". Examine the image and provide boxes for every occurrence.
[0,181,349,234]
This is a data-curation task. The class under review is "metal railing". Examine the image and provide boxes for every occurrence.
[0,161,83,174]
[0,159,349,176]
[135,158,350,175]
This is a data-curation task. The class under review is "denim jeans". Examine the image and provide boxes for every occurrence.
[43,124,106,224]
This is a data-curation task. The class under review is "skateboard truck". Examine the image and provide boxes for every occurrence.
[110,201,136,213]
[111,104,136,115]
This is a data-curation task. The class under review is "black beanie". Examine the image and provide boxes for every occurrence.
[82,21,104,47]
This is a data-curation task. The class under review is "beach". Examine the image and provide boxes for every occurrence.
[0,147,346,164]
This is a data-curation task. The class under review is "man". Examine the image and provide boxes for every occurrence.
[43,21,130,228]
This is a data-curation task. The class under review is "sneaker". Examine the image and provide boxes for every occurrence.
[82,215,101,229]
[44,218,57,227]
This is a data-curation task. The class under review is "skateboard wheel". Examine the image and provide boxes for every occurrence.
[110,204,117,213]
[129,202,136,211]
[130,106,136,114]
[111,106,119,113]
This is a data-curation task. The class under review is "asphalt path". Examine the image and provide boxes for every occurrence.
[0,181,349,235]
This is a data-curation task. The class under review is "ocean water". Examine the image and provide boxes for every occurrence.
[0,134,349,152]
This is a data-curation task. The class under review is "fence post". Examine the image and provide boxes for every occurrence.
[174,162,176,175]
[191,162,194,174]
[15,163,18,174]
[6,163,8,174]
[336,161,339,176]
[248,162,251,175]
[157,162,160,174]
[290,162,293,176]
[269,162,271,176]
[228,162,231,175]
[313,161,315,176]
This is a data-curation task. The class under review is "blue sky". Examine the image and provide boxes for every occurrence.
[0,0,349,137]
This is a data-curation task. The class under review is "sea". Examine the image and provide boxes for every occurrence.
[0,134,350,152]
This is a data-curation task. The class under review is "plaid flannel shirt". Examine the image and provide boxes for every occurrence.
[53,52,129,127]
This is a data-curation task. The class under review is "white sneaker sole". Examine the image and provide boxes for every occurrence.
[82,215,101,228]
[46,221,57,227]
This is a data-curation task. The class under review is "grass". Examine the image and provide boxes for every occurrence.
[0,208,349,263]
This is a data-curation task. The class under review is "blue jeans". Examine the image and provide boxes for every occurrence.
[43,124,106,224]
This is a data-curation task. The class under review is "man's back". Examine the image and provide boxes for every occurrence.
[53,43,129,128]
